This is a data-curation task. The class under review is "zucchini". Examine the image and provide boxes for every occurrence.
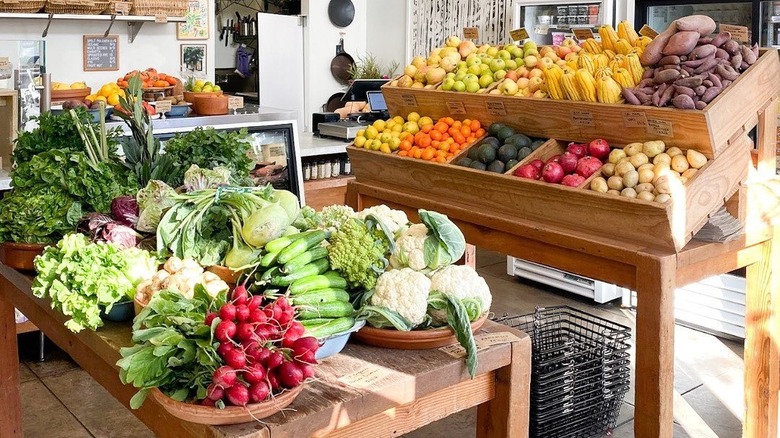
[269,258,330,287]
[300,318,336,327]
[260,251,280,267]
[289,273,348,294]
[297,301,355,320]
[303,316,356,338]
[265,231,314,254]
[291,288,350,305]
[277,230,327,265]
[282,246,328,273]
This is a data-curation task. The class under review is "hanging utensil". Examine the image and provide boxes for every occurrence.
[328,0,355,28]
[329,34,354,84]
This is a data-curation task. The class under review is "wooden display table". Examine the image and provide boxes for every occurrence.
[0,264,531,438]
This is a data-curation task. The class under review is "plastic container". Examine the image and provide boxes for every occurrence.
[557,6,567,15]
[100,300,134,322]
[551,32,567,46]
[315,319,366,360]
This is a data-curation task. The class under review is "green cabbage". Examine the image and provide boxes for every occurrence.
[136,180,176,233]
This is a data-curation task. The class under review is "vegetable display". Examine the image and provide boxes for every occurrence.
[135,256,230,306]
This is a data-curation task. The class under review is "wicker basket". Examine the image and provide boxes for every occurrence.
[104,0,132,14]
[130,0,186,16]
[45,0,110,14]
[0,0,45,12]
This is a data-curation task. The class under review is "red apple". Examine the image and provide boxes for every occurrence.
[514,164,540,180]
[505,70,519,81]
[576,156,603,178]
[566,142,588,159]
[559,152,579,174]
[542,162,565,183]
[561,174,586,187]
[529,159,545,172]
[588,138,611,161]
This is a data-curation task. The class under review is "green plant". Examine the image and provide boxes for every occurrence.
[162,127,254,187]
[348,53,400,80]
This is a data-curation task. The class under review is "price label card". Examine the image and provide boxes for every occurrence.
[401,94,418,106]
[571,110,594,127]
[486,100,507,116]
[114,2,129,14]
[228,96,244,110]
[646,118,674,137]
[639,24,658,39]
[155,100,172,113]
[154,14,168,23]
[573,28,595,41]
[534,24,549,35]
[464,27,479,40]
[338,367,393,389]
[439,332,523,359]
[447,101,466,115]
[0,57,9,67]
[623,111,648,128]
[510,28,529,41]
[720,24,749,43]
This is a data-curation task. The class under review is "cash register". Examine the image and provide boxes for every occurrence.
[317,79,389,140]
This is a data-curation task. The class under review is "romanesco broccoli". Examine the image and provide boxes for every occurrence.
[327,217,390,290]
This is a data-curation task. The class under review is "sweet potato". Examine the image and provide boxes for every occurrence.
[695,100,707,110]
[681,65,696,75]
[672,94,696,109]
[697,37,713,45]
[690,44,716,60]
[682,57,709,68]
[701,86,722,103]
[694,57,718,74]
[654,69,681,84]
[715,48,730,60]
[674,77,702,87]
[663,31,700,56]
[694,85,706,96]
[741,61,749,70]
[641,24,677,65]
[658,55,681,66]
[659,85,676,106]
[660,64,681,71]
[741,45,757,65]
[675,15,717,36]
[673,85,695,97]
[622,88,641,105]
[651,89,661,106]
[723,39,740,55]
[722,79,732,88]
[638,86,657,95]
[643,68,655,79]
[716,64,740,81]
[702,80,713,87]
[711,31,731,48]
[730,52,743,70]
[637,78,654,88]
[707,72,722,88]
[634,90,651,104]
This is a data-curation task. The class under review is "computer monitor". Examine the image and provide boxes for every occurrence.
[365,90,387,112]
[341,79,390,102]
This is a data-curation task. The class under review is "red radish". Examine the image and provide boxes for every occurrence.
[278,309,294,325]
[561,174,586,187]
[276,296,290,309]
[559,152,579,174]
[206,383,225,401]
[255,323,274,341]
[235,304,250,323]
[248,382,271,403]
[201,397,216,406]
[217,342,234,358]
[277,361,304,388]
[249,308,267,324]
[220,303,237,322]
[247,295,264,311]
[266,351,284,370]
[236,322,256,343]
[297,362,315,379]
[529,159,545,172]
[263,307,274,318]
[243,363,267,384]
[270,304,284,322]
[514,164,540,180]
[215,320,237,342]
[587,138,611,161]
[249,346,271,364]
[204,312,218,327]
[224,348,247,369]
[292,337,320,360]
[566,142,588,159]
[231,285,249,305]
[225,384,250,406]
[542,162,565,183]
[576,156,603,178]
[546,154,562,165]
[212,366,237,388]
[267,371,281,392]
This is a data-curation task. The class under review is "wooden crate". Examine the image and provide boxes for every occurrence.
[0,90,18,171]
[348,133,751,252]
[382,50,780,160]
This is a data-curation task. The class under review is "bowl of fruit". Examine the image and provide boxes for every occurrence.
[183,79,223,103]
[51,81,91,101]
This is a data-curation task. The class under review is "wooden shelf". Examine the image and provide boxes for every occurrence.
[304,175,354,210]
[15,320,38,335]
[304,175,355,191]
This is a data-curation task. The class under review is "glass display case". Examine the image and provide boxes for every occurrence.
[636,1,753,42]
[0,40,46,130]
[759,1,780,46]
[512,0,614,46]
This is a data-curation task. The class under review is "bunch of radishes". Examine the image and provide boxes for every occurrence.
[513,139,611,187]
[202,285,318,407]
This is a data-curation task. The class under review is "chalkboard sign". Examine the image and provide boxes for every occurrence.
[83,35,119,71]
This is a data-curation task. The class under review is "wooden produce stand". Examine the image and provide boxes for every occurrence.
[0,264,531,438]
[347,50,780,438]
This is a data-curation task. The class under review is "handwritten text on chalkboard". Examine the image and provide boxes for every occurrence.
[83,35,119,71]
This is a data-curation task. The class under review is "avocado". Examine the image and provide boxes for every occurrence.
[505,159,519,170]
[487,160,506,173]
[477,144,497,164]
[482,136,501,148]
[517,147,532,160]
[467,146,481,161]
[505,133,532,148]
[531,140,546,150]
[497,144,518,163]
[469,161,487,171]
[455,157,473,167]
[496,126,516,142]
[488,123,506,137]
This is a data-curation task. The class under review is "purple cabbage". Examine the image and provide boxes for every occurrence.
[77,213,140,249]
[111,196,139,227]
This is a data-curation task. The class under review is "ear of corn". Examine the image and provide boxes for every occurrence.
[625,53,645,85]
[561,70,581,101]
[613,68,635,88]
[596,75,623,104]
[575,68,597,102]
[543,64,565,100]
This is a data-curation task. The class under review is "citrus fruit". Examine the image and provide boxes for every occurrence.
[407,112,420,122]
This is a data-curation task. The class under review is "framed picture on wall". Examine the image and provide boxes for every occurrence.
[181,44,207,74]
[177,0,209,40]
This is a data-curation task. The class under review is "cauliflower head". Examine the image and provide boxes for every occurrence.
[319,204,355,231]
[355,205,409,236]
[327,217,390,290]
[370,268,431,326]
[429,265,492,323]
[389,223,429,271]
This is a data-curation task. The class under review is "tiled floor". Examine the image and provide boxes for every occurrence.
[16,248,745,438]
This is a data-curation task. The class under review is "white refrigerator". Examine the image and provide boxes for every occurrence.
[511,0,617,45]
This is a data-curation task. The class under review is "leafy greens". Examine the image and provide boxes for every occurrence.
[162,127,253,187]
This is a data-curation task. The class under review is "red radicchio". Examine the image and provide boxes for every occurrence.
[111,196,139,227]
[77,213,140,249]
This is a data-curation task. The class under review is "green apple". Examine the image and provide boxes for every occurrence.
[441,78,456,91]
[457,61,467,70]
[497,49,511,61]
[494,69,507,81]
[515,57,525,67]
[479,63,491,74]
[446,72,456,79]
[463,73,479,84]
[466,81,481,93]
[499,79,519,95]
[505,59,518,70]
[466,56,481,67]
[478,73,494,88]
[522,40,538,53]
[467,64,482,75]
[510,47,524,59]
[486,46,499,57]
[212,85,221,91]
[453,80,466,92]
[489,58,506,72]
[454,70,467,81]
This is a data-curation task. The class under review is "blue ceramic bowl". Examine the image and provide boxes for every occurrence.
[315,319,366,360]
[100,300,134,322]
[51,107,113,122]
[165,104,190,118]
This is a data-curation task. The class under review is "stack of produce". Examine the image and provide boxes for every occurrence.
[454,122,546,173]
[542,51,645,103]
[513,138,610,186]
[623,15,758,109]
[579,22,653,57]
[135,256,230,305]
[85,82,127,107]
[117,67,179,90]
[588,140,708,202]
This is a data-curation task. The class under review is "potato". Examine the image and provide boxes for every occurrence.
[653,162,671,181]
[682,168,698,179]
[662,31,700,56]
[637,191,656,202]
[639,168,655,184]
[637,163,655,173]
[654,175,672,194]
[666,146,683,157]
[636,182,655,193]
[624,142,644,157]
[653,153,672,165]
[622,170,639,188]
[642,140,665,158]
[607,176,625,191]
[601,163,616,177]
[608,149,627,164]
[675,15,716,36]
[621,187,638,198]
[591,177,609,193]
[630,153,649,168]
[615,161,636,177]
[671,154,690,173]
[607,189,621,196]
[679,176,688,185]
[686,149,707,169]
[654,193,672,203]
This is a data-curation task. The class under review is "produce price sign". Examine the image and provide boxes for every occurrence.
[534,25,549,35]
[155,100,172,113]
[83,35,119,72]
[572,28,595,41]
[446,101,466,115]
[639,24,658,39]
[337,366,394,389]
[401,94,418,106]
[720,24,749,43]
[571,110,594,127]
[439,332,523,358]
[486,100,507,116]
[228,96,244,110]
[623,111,648,128]
[464,27,479,40]
[154,13,168,23]
[509,28,529,41]
[646,118,674,137]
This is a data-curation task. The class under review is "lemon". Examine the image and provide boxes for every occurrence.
[390,137,402,150]
[403,121,420,134]
[99,84,114,98]
[372,119,387,132]
[202,85,214,93]
[117,89,126,98]
[85,94,98,102]
[93,95,107,103]
[365,126,379,140]
[194,79,206,88]
[212,85,221,92]
[370,140,382,151]
[192,86,203,93]
[407,112,420,122]
[356,129,366,137]
[379,132,393,144]
[393,116,405,125]
[379,143,391,154]
[107,93,121,106]
[354,135,367,147]
[385,120,396,129]
[391,124,403,133]
[419,116,434,126]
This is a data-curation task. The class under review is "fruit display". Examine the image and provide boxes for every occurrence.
[618,15,759,109]
[117,67,179,89]
[587,140,708,202]
[580,21,653,57]
[52,81,88,91]
[351,112,484,162]
[453,122,546,173]
[86,82,127,107]
[513,138,610,187]
[185,78,222,93]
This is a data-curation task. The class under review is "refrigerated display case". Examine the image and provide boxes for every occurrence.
[759,1,780,46]
[512,0,616,45]
[635,0,754,43]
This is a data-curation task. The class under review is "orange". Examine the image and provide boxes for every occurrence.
[443,117,455,125]
[421,148,435,160]
[400,140,412,151]
[439,143,450,152]
[413,148,423,159]
[153,80,169,88]
[475,128,485,137]
[421,124,434,134]
[398,150,408,157]
[470,120,482,131]
[430,130,442,141]
[418,135,432,148]
[460,126,471,137]
[435,156,446,163]
[434,122,449,133]
[463,118,472,126]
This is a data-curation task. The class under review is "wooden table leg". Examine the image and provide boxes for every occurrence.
[0,296,23,438]
[745,236,779,438]
[633,255,676,438]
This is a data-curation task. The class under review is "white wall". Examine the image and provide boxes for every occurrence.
[0,16,216,87]
[366,0,407,72]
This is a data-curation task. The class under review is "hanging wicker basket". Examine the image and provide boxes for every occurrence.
[45,0,110,14]
[0,0,46,13]
[130,0,186,17]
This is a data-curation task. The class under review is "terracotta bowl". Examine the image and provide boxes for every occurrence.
[352,313,489,350]
[0,242,49,271]
[150,384,303,425]
[192,94,228,116]
[206,265,240,285]
[183,90,223,103]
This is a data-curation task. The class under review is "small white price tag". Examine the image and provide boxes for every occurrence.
[509,28,529,41]
[228,96,244,110]
[464,27,479,40]
[154,14,168,23]
[155,100,172,113]
[534,24,549,35]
